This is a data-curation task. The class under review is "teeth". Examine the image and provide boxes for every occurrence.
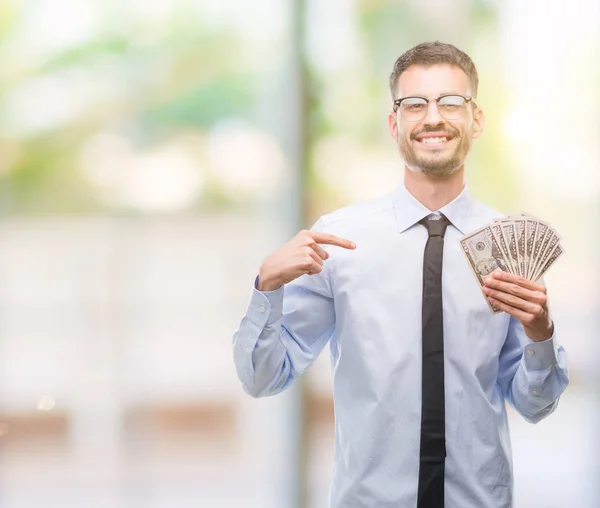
[421,137,447,144]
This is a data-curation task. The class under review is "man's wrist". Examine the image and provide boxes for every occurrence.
[527,320,554,342]
[257,274,282,292]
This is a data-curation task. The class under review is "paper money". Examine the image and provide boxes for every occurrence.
[514,219,526,277]
[459,226,504,313]
[460,213,564,313]
[499,222,519,275]
[531,243,563,281]
[524,219,537,279]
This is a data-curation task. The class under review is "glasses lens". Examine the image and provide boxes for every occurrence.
[400,97,428,121]
[437,95,467,120]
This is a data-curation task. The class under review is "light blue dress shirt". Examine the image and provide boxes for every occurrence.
[232,183,569,508]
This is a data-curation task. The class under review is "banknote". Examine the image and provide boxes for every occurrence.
[459,226,503,313]
[500,222,519,275]
[524,219,537,279]
[532,243,564,281]
[514,219,527,277]
[531,230,555,280]
[462,214,563,312]
[529,221,550,275]
[531,233,560,281]
[489,222,512,272]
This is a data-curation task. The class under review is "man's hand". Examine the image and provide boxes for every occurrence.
[257,230,356,292]
[482,270,554,342]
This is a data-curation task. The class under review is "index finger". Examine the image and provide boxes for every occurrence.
[310,231,356,249]
[490,270,545,292]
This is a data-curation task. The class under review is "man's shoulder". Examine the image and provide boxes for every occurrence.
[469,197,506,229]
[317,193,395,231]
[313,191,508,232]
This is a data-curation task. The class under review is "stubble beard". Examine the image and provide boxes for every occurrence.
[398,128,472,178]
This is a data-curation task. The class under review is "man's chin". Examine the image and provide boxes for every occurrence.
[408,158,462,177]
[400,141,467,177]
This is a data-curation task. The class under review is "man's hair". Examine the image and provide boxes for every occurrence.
[389,41,478,99]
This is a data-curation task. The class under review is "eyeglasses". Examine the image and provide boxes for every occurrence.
[392,94,477,122]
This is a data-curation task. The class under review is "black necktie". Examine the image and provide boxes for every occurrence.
[417,216,450,508]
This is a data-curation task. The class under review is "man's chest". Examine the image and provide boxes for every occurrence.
[328,229,510,384]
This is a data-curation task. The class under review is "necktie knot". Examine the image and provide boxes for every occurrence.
[420,216,450,237]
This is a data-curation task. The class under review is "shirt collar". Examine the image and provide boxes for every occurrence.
[392,181,473,235]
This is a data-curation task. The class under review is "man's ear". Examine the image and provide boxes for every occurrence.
[472,106,485,139]
[388,110,399,141]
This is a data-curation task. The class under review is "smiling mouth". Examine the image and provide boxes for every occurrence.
[413,132,457,147]
[419,136,448,144]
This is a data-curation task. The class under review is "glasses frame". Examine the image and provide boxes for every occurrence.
[392,94,477,122]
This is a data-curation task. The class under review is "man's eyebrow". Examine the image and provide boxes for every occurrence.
[399,91,467,98]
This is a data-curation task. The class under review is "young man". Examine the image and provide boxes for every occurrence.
[232,42,568,508]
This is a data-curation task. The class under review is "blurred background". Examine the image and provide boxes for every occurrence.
[0,0,598,507]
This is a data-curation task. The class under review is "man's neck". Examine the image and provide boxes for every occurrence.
[404,166,466,211]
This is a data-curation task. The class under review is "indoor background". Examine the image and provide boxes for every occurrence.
[0,0,598,507]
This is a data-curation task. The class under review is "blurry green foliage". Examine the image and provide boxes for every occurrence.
[0,0,517,217]
[0,6,257,215]
[142,72,254,130]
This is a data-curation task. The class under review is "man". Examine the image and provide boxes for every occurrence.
[232,41,568,508]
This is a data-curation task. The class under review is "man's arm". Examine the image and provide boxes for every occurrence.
[484,270,569,423]
[232,219,355,398]
[233,272,335,398]
[497,317,569,423]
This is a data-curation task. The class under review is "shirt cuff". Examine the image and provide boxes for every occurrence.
[523,334,559,371]
[249,275,284,327]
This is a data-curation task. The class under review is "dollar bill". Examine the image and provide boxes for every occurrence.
[490,222,513,273]
[461,214,563,312]
[462,214,563,306]
[532,243,564,281]
[513,219,526,277]
[529,221,549,278]
[500,222,519,275]
[531,232,560,281]
[524,219,538,279]
[459,226,505,313]
[530,229,555,280]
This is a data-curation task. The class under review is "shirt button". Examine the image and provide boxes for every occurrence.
[245,347,251,353]
[532,390,539,396]
[258,305,266,313]
[528,350,536,356]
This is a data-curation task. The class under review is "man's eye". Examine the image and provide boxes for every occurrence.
[405,103,426,111]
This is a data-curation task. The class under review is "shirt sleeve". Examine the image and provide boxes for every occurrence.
[497,315,569,423]
[232,218,336,398]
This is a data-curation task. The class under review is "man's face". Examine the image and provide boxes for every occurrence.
[388,64,484,177]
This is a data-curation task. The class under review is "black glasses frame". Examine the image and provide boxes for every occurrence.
[392,94,477,121]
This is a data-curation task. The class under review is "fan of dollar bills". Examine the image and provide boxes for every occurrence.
[460,213,563,313]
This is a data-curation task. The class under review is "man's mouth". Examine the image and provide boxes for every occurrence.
[413,132,455,146]
[420,136,447,144]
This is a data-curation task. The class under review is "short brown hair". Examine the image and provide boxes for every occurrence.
[389,41,478,99]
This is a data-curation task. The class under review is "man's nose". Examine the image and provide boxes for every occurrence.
[423,100,443,125]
